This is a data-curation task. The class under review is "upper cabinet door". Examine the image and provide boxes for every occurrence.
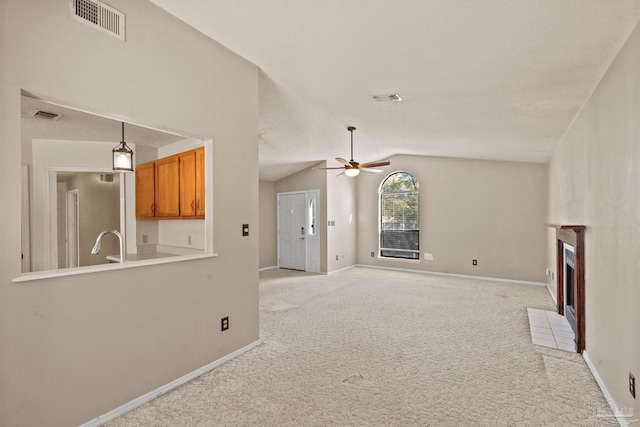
[154,155,180,217]
[135,162,156,219]
[195,147,205,218]
[178,147,205,218]
[179,150,197,218]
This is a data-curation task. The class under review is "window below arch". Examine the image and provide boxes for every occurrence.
[379,172,419,260]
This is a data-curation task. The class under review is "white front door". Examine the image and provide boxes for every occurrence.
[278,192,307,270]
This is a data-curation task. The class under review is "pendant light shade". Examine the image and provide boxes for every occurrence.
[113,122,134,171]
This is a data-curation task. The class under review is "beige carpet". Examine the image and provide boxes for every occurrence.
[107,267,613,426]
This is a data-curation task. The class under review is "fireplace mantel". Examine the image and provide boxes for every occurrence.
[546,223,585,353]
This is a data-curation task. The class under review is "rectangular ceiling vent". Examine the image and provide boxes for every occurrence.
[34,110,62,121]
[70,0,125,41]
[372,93,403,103]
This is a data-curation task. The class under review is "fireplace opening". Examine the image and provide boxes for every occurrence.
[565,245,576,334]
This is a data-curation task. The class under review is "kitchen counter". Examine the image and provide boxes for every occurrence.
[106,252,177,263]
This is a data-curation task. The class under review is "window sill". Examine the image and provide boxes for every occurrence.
[12,253,218,283]
[377,257,421,264]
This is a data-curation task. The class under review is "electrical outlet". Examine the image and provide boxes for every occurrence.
[221,317,229,332]
[336,255,339,261]
[188,235,192,245]
[371,252,375,257]
[142,234,148,244]
[630,372,636,399]
[472,259,477,266]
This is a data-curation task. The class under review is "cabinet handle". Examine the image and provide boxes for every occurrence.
[196,200,200,210]
[151,203,155,214]
[191,200,195,211]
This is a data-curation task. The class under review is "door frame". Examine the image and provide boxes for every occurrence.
[277,190,320,273]
[66,189,80,268]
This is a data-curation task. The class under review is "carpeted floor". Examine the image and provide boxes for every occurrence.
[107,267,613,426]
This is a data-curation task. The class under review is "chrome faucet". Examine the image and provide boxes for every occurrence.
[91,229,125,263]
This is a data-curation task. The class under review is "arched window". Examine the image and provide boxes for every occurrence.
[379,172,419,259]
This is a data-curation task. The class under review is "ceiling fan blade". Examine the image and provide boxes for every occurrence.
[360,160,390,168]
[313,166,346,170]
[360,168,383,174]
[336,157,351,166]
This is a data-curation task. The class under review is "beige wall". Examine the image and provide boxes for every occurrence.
[275,162,328,272]
[547,20,640,416]
[0,1,259,426]
[259,180,278,269]
[326,171,357,272]
[357,155,548,283]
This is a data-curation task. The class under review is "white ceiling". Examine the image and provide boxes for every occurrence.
[149,0,640,181]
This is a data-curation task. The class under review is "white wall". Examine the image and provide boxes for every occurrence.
[0,1,259,425]
[547,19,640,417]
[357,155,548,283]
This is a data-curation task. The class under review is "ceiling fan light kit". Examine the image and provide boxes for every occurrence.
[345,167,360,177]
[314,126,390,177]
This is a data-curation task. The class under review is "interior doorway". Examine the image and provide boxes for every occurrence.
[277,190,320,273]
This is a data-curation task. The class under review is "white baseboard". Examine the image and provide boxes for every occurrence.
[583,350,633,427]
[259,265,278,272]
[327,265,356,275]
[546,283,557,305]
[356,264,546,286]
[79,339,262,427]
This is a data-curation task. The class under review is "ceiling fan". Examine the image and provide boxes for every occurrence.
[315,126,390,177]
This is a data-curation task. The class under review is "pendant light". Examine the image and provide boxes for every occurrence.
[112,122,134,171]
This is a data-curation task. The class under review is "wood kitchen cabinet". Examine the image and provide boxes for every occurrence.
[135,161,156,218]
[154,155,180,217]
[135,147,205,220]
[178,147,205,218]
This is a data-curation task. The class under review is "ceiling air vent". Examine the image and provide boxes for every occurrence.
[70,0,125,41]
[34,110,62,121]
[372,93,403,103]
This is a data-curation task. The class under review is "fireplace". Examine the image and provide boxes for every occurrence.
[564,245,576,334]
[546,224,585,353]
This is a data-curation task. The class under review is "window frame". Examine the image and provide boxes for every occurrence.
[378,171,420,261]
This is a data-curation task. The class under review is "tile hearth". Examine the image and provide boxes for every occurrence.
[527,308,576,352]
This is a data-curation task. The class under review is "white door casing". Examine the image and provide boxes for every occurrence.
[66,189,79,268]
[305,190,320,273]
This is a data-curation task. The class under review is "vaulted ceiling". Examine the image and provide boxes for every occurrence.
[149,1,640,181]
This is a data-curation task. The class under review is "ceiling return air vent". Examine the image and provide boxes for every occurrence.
[34,110,62,121]
[70,0,125,41]
[371,93,403,103]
